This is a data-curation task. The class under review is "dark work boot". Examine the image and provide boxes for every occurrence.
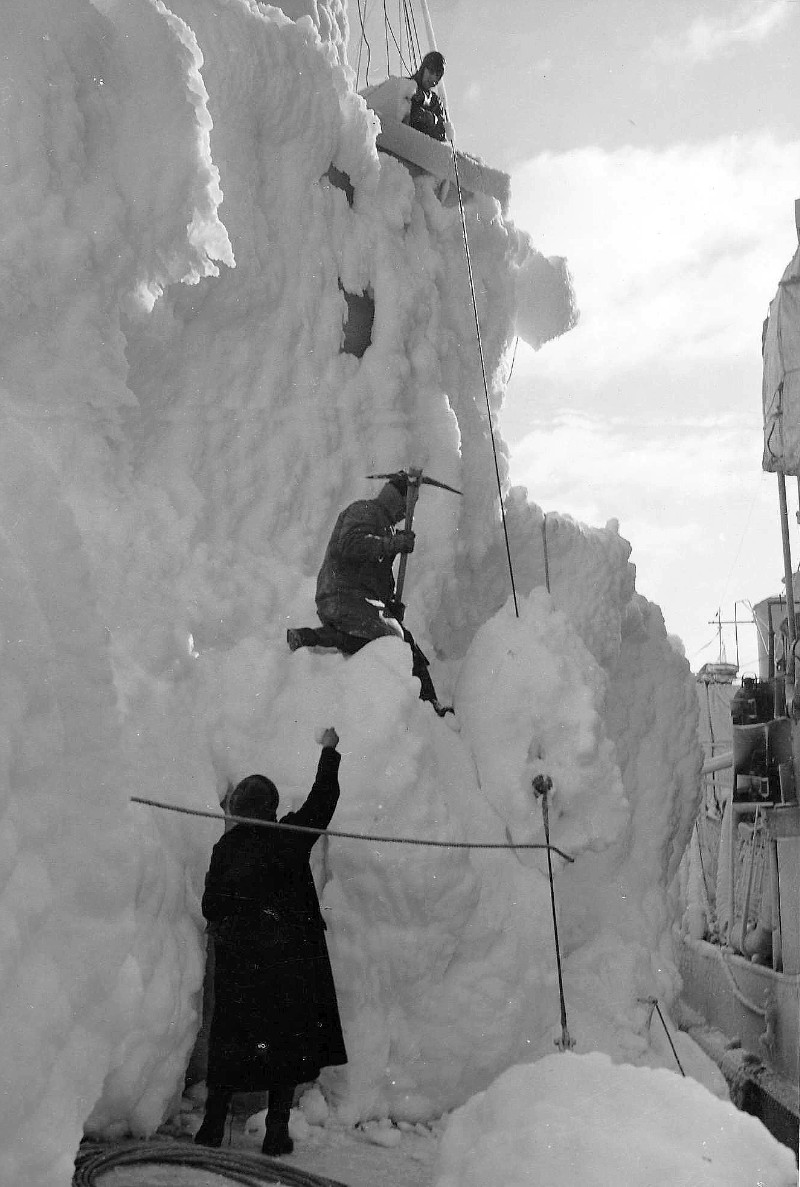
[287,627,321,651]
[261,1084,295,1157]
[261,1120,294,1157]
[195,1088,231,1147]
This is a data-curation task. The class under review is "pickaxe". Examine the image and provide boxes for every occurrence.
[367,468,462,604]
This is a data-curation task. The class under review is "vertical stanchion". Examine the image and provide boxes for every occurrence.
[542,515,551,594]
[532,774,574,1051]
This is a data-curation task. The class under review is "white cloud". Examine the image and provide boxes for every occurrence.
[654,1,791,64]
[503,409,783,662]
[508,135,800,394]
[509,411,757,521]
[502,135,800,665]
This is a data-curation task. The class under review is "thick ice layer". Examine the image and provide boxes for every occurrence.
[2,0,702,1182]
[433,1052,798,1187]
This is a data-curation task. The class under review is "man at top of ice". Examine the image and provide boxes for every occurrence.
[407,50,448,142]
[287,476,451,715]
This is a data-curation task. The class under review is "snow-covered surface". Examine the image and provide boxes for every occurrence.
[102,1056,798,1187]
[434,1053,798,1187]
[1,1,777,1184]
[361,75,417,125]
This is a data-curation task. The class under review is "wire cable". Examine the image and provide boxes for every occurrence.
[382,0,390,73]
[382,7,413,75]
[355,0,372,88]
[506,334,520,385]
[402,0,416,74]
[130,796,575,862]
[405,0,422,66]
[448,137,520,616]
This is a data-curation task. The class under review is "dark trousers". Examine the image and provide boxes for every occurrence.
[297,622,439,703]
[200,1083,295,1135]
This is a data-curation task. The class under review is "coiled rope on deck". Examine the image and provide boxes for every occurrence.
[73,1139,348,1187]
[130,797,574,862]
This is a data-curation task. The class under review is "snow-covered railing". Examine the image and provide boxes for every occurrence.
[702,752,733,775]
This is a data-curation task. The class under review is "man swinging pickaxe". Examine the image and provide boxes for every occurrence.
[287,468,461,716]
[367,467,462,619]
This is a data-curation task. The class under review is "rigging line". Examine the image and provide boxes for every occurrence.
[402,0,416,73]
[404,0,421,71]
[130,796,575,861]
[714,468,768,613]
[405,0,423,66]
[739,599,768,653]
[690,633,721,660]
[449,137,520,617]
[355,0,365,88]
[356,0,373,89]
[694,819,715,914]
[383,8,414,75]
[507,334,520,385]
[383,0,390,73]
[654,1000,686,1076]
[639,998,686,1076]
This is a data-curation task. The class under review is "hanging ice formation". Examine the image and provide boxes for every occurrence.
[1,1,704,1183]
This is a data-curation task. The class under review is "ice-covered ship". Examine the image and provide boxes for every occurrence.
[678,203,800,1155]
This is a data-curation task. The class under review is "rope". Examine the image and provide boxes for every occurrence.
[403,0,422,71]
[401,0,420,72]
[449,136,520,617]
[638,998,685,1076]
[382,0,390,72]
[507,334,520,384]
[381,5,414,76]
[654,1001,686,1076]
[542,514,551,594]
[694,818,715,924]
[355,0,371,89]
[130,796,575,861]
[73,1139,348,1187]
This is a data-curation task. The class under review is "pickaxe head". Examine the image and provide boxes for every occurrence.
[367,469,462,496]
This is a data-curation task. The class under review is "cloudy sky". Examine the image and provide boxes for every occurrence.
[349,0,800,670]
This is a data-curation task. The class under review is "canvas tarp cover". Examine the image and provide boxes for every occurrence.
[762,244,800,474]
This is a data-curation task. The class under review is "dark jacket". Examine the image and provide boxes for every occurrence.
[408,82,447,141]
[202,747,347,1090]
[315,496,399,629]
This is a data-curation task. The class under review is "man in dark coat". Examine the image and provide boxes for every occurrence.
[407,50,448,141]
[286,476,450,714]
[195,729,347,1156]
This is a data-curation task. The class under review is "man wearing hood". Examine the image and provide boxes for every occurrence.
[407,50,448,141]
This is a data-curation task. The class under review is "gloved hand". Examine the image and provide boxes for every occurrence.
[318,726,339,749]
[384,597,405,623]
[388,530,415,556]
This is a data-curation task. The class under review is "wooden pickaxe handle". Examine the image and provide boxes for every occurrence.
[394,470,421,605]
